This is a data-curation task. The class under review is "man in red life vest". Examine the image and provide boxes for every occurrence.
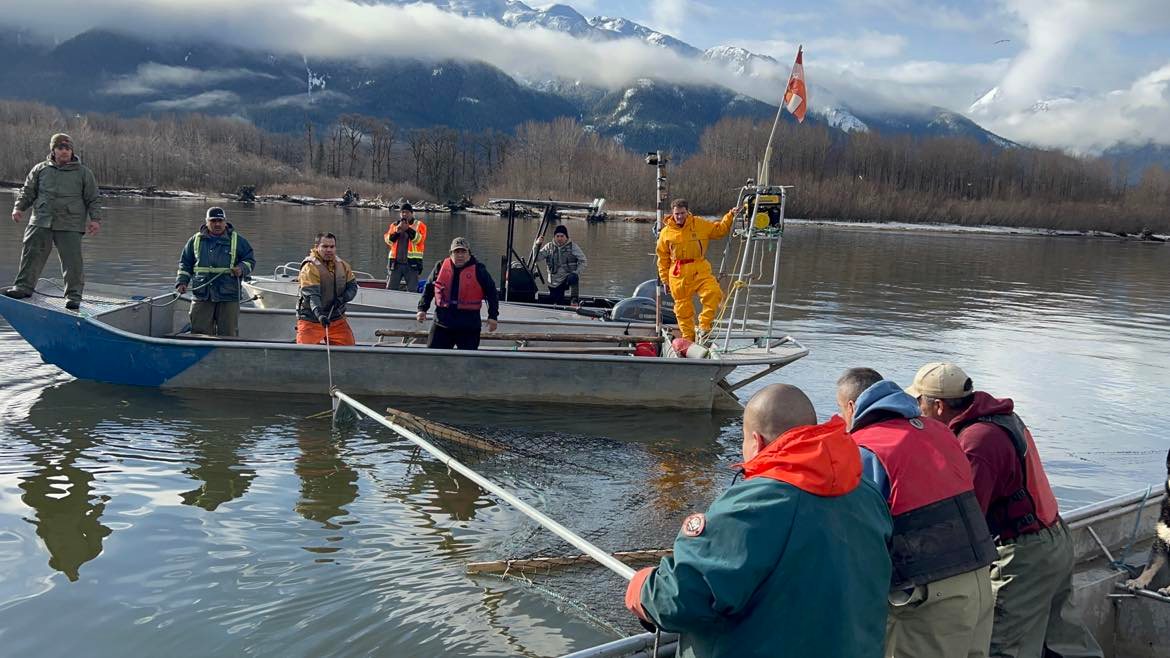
[416,237,499,350]
[837,367,996,658]
[909,362,1102,658]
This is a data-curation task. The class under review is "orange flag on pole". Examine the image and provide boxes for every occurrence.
[783,46,808,123]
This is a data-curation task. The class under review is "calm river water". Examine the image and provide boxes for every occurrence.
[0,197,1167,657]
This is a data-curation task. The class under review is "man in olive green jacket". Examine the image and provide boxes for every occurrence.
[5,133,102,310]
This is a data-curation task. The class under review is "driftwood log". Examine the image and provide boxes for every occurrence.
[466,549,673,575]
[384,406,507,453]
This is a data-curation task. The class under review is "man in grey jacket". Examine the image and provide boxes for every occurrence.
[533,224,587,305]
[6,133,102,310]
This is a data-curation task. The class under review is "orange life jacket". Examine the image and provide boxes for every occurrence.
[434,258,484,311]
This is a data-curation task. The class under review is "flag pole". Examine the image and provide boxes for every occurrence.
[762,45,805,186]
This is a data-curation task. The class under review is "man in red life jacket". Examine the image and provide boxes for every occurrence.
[909,362,1102,658]
[416,237,499,350]
[837,367,996,658]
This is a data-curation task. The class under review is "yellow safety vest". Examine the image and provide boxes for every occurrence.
[191,231,238,274]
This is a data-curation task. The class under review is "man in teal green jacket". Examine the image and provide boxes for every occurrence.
[625,384,893,658]
[5,133,102,310]
[175,207,255,336]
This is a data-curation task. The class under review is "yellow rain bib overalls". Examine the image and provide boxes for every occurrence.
[656,211,735,341]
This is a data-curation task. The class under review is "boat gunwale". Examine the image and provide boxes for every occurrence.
[78,295,809,367]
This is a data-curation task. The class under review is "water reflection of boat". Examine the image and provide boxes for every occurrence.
[0,290,806,410]
[15,393,111,581]
[567,486,1170,658]
[14,380,264,579]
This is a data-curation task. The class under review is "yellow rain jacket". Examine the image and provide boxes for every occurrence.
[656,211,735,341]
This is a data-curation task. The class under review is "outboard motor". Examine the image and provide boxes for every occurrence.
[505,264,538,303]
[610,297,677,325]
[632,279,672,303]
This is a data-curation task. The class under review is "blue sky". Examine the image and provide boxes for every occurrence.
[9,0,1170,152]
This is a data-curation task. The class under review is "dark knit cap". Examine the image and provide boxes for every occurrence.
[554,224,569,237]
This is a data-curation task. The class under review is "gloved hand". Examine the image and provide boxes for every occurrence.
[565,273,579,286]
[314,306,331,328]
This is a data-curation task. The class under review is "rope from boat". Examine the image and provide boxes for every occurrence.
[1111,485,1152,574]
[31,272,255,308]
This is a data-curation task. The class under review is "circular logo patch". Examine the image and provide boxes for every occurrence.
[909,418,925,429]
[681,513,706,537]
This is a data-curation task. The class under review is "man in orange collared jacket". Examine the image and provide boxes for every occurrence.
[655,198,736,343]
[384,202,427,292]
[416,237,499,350]
[624,383,893,658]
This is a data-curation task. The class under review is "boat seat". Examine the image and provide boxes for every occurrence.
[164,332,296,343]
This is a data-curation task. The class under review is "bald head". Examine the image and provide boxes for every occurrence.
[743,384,817,450]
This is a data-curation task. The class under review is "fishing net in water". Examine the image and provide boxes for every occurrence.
[381,406,730,637]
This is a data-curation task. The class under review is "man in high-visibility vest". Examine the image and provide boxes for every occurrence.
[384,202,427,292]
[175,207,255,336]
[655,198,736,342]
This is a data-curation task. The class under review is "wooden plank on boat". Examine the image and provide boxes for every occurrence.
[374,329,662,344]
[384,406,507,453]
[466,548,673,575]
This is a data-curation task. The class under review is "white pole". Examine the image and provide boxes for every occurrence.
[332,390,637,580]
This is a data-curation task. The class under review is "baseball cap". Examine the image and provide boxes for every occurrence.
[449,237,470,252]
[206,207,227,220]
[905,362,974,399]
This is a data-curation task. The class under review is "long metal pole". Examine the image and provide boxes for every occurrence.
[759,104,785,187]
[333,390,637,580]
[654,151,666,338]
[765,190,786,351]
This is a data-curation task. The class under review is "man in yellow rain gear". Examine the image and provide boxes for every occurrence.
[656,198,736,342]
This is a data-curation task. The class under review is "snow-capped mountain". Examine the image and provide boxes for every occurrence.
[701,46,778,77]
[370,0,1013,147]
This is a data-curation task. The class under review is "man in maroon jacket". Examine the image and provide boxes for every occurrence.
[909,362,1102,658]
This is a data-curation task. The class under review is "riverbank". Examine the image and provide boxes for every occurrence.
[603,209,1170,242]
[4,182,1164,242]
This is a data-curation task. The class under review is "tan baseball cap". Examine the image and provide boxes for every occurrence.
[449,237,470,252]
[905,362,974,399]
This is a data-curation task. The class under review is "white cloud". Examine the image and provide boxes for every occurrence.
[980,61,1170,152]
[102,63,276,96]
[7,1,742,96]
[961,0,1170,149]
[143,90,241,111]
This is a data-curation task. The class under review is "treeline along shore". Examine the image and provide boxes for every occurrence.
[0,100,1166,233]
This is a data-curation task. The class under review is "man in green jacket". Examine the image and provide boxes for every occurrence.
[175,207,255,336]
[5,133,102,310]
[625,383,894,658]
